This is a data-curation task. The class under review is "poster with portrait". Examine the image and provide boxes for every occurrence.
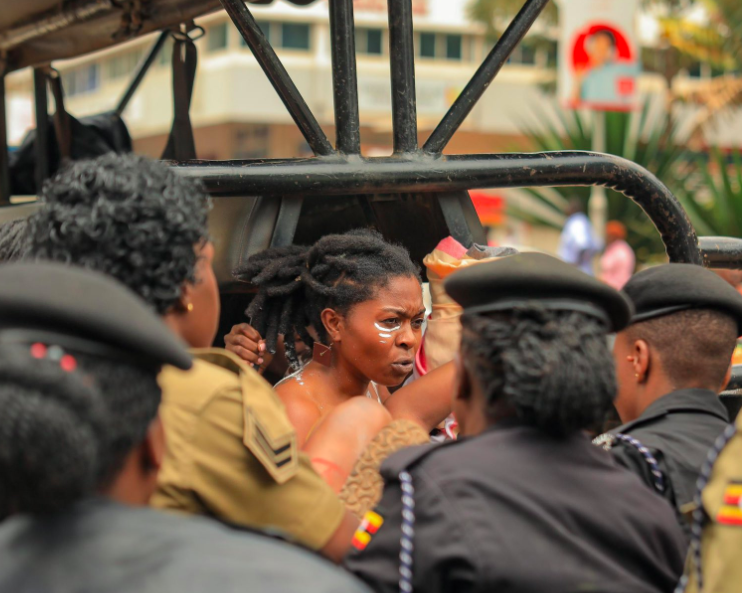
[557,0,640,111]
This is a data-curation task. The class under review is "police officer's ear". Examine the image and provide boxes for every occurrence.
[139,416,166,491]
[628,338,651,384]
[721,362,733,393]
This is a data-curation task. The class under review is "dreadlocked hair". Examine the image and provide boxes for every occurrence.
[461,306,616,438]
[234,229,421,369]
[0,346,161,518]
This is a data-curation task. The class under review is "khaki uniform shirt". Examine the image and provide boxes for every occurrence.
[684,412,741,593]
[151,348,345,550]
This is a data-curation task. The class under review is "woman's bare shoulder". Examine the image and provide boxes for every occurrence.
[274,369,324,447]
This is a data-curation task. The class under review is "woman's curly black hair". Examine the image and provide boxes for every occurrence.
[234,229,421,369]
[27,153,210,315]
[0,346,161,518]
[461,306,616,437]
[0,218,29,263]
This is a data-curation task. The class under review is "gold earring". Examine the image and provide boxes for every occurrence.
[186,303,194,312]
[635,373,639,379]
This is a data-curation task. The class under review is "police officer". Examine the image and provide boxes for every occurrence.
[25,153,357,560]
[344,253,685,593]
[0,262,369,593]
[596,264,742,539]
[681,405,742,593]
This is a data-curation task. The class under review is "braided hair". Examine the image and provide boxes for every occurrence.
[461,306,616,437]
[234,229,421,369]
[0,346,161,518]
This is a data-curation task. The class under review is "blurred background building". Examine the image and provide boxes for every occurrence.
[6,0,742,261]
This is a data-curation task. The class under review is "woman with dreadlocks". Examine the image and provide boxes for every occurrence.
[230,230,456,495]
[344,252,685,593]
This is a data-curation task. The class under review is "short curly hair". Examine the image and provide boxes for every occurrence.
[27,153,210,314]
[461,306,616,438]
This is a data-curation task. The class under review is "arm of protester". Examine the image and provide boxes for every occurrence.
[224,323,272,373]
[303,398,394,493]
[384,361,456,432]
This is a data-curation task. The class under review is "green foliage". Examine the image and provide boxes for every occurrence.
[510,100,689,262]
[675,148,742,238]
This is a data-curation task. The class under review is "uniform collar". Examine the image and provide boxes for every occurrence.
[614,388,729,434]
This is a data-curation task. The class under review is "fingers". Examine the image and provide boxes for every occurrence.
[229,323,264,345]
[225,324,266,366]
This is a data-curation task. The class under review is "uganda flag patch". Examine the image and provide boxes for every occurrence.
[351,511,384,551]
[717,482,742,525]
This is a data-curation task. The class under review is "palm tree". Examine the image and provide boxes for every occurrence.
[507,99,688,262]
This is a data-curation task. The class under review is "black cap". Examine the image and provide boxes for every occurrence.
[623,263,742,332]
[444,252,633,332]
[0,262,192,370]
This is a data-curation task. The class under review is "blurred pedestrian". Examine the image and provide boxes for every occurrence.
[600,220,635,289]
[558,199,601,275]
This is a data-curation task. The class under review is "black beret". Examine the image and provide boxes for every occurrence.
[444,252,633,332]
[623,263,742,332]
[0,262,192,370]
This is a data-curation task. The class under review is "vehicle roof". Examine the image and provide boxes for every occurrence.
[0,0,221,72]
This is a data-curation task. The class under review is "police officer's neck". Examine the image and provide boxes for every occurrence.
[621,369,713,422]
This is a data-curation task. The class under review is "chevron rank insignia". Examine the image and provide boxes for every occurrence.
[351,511,384,551]
[717,481,742,526]
[243,406,298,484]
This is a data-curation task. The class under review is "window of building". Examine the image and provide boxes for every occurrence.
[106,50,144,80]
[356,27,383,55]
[506,42,537,66]
[687,61,703,78]
[62,64,100,97]
[207,23,229,52]
[419,32,436,58]
[281,23,310,50]
[446,34,462,60]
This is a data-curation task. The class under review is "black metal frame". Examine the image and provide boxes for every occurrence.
[5,0,742,268]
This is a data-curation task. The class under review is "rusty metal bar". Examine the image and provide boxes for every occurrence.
[424,0,551,154]
[220,0,335,156]
[329,0,361,154]
[33,68,49,192]
[172,150,701,264]
[388,0,418,153]
[0,72,10,204]
[115,30,170,117]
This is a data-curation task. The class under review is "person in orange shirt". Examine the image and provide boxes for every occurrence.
[600,221,635,290]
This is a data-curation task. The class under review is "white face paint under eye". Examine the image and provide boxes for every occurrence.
[375,321,400,341]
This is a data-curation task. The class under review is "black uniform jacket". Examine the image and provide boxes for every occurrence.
[608,389,730,524]
[0,499,370,593]
[345,420,685,593]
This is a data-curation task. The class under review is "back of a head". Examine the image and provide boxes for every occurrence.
[0,346,161,518]
[27,153,210,314]
[628,309,737,390]
[461,307,616,437]
[235,228,420,367]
